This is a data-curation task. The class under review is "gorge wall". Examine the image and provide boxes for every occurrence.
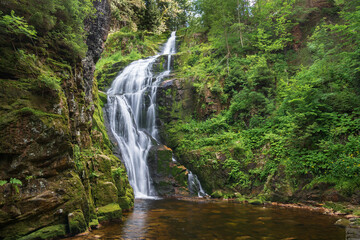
[0,1,134,239]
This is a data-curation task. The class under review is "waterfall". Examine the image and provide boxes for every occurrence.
[188,171,207,198]
[106,32,176,199]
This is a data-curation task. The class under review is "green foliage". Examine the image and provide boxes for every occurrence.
[0,0,96,79]
[324,201,352,214]
[10,178,22,186]
[38,72,61,90]
[95,29,168,89]
[89,171,100,179]
[0,10,37,39]
[73,144,84,173]
[10,178,22,193]
[165,0,360,197]
[223,158,251,189]
[138,0,184,33]
[110,0,145,31]
[0,180,7,186]
[112,167,126,179]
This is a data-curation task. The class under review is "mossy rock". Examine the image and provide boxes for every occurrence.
[154,181,174,196]
[68,210,88,235]
[147,145,192,196]
[97,203,122,222]
[93,155,113,180]
[118,184,134,211]
[89,218,99,229]
[324,201,352,214]
[172,165,188,187]
[18,224,67,240]
[98,91,107,107]
[93,181,118,207]
[111,166,134,210]
[0,209,9,223]
[147,145,173,176]
[211,190,224,198]
[248,199,264,205]
[334,218,351,228]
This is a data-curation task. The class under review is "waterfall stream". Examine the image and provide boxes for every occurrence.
[106,32,176,198]
[106,32,206,199]
[188,171,207,197]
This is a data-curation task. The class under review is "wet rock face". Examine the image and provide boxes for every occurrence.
[0,1,134,239]
[147,145,189,197]
[152,55,176,74]
[66,0,111,147]
[156,78,196,141]
[83,0,111,96]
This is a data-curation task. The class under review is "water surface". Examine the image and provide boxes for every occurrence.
[69,199,345,240]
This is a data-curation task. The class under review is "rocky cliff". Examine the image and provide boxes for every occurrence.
[0,1,134,239]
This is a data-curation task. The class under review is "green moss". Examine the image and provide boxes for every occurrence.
[18,224,67,240]
[95,30,168,90]
[172,166,188,187]
[235,195,247,202]
[97,203,122,222]
[93,181,118,207]
[353,209,360,216]
[1,221,36,240]
[156,147,173,175]
[211,190,224,198]
[89,218,99,229]
[59,171,90,222]
[248,199,264,205]
[112,166,134,210]
[92,89,112,149]
[98,91,107,108]
[68,210,87,235]
[118,195,133,211]
[324,202,353,214]
[355,218,360,225]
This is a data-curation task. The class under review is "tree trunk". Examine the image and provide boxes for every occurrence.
[237,0,244,47]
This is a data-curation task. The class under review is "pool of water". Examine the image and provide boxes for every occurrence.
[68,199,345,240]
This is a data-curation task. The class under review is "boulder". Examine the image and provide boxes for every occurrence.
[335,218,351,228]
[97,203,122,222]
[147,145,189,196]
[68,210,87,235]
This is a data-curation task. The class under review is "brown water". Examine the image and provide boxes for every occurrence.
[69,199,345,240]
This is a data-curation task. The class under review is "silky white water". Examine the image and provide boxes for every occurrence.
[106,32,176,198]
[188,171,207,197]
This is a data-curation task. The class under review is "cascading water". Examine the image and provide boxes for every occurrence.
[106,32,176,198]
[188,171,207,197]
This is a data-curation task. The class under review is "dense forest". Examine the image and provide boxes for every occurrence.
[0,0,360,239]
[159,0,360,203]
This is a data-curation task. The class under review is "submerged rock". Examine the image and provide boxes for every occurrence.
[346,225,360,240]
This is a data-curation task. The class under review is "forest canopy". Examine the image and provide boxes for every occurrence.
[160,0,360,198]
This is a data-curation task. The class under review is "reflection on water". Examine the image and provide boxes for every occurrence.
[68,199,345,240]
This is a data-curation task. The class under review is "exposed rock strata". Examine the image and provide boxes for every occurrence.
[0,1,134,239]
